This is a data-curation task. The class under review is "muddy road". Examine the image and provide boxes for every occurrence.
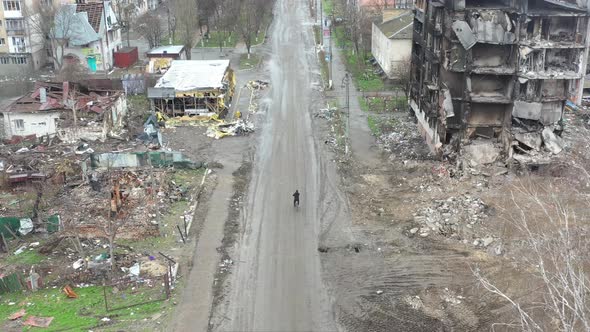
[215,0,342,331]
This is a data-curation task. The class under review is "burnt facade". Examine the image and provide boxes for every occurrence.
[410,0,590,158]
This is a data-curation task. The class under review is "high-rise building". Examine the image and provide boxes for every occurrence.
[409,0,590,159]
[0,0,47,75]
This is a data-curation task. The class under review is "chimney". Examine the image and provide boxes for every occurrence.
[40,88,47,103]
[62,81,70,105]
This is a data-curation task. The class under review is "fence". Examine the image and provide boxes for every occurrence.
[0,272,24,294]
[361,89,409,112]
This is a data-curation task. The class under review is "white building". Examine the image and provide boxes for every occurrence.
[0,0,49,75]
[371,11,413,79]
[0,94,60,139]
[54,1,122,72]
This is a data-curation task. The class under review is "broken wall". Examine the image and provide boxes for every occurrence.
[472,44,514,68]
[469,74,514,100]
[468,10,517,44]
[468,103,510,128]
[512,100,563,124]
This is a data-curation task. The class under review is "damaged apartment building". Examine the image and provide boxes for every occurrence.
[409,0,590,161]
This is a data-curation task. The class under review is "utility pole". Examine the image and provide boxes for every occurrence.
[342,72,350,154]
[329,12,333,89]
[320,0,323,46]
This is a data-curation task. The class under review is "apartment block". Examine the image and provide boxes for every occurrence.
[409,0,590,160]
[0,0,54,75]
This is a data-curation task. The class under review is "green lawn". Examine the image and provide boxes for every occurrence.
[251,28,268,47]
[0,286,165,331]
[367,115,381,136]
[239,53,262,70]
[4,249,45,265]
[160,37,183,46]
[322,0,335,14]
[198,31,238,48]
[359,96,408,113]
[331,19,386,92]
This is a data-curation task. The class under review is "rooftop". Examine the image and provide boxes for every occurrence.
[154,60,231,92]
[376,11,414,40]
[76,2,104,33]
[147,45,185,56]
[2,81,123,114]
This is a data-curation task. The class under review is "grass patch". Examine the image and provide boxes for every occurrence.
[4,250,45,265]
[0,286,165,331]
[360,95,409,113]
[359,97,369,112]
[251,27,268,47]
[239,53,262,70]
[330,16,385,92]
[197,31,237,48]
[318,51,330,87]
[313,25,321,45]
[160,37,183,46]
[367,115,381,136]
[322,0,335,14]
[358,74,385,92]
[127,95,149,112]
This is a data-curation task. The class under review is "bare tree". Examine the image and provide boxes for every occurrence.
[197,0,216,37]
[58,62,90,82]
[175,0,199,59]
[393,57,411,98]
[473,181,590,332]
[236,0,272,58]
[343,2,362,60]
[112,0,137,47]
[100,170,144,273]
[164,0,178,44]
[25,2,77,70]
[135,12,164,49]
[213,0,239,53]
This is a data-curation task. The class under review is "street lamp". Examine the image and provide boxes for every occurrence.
[341,72,350,154]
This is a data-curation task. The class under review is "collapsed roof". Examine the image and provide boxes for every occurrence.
[154,60,232,92]
[3,81,124,115]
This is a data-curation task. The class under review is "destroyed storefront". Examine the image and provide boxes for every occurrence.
[409,0,590,163]
[148,60,236,118]
[0,81,127,143]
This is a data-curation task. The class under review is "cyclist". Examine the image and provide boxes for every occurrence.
[293,190,300,207]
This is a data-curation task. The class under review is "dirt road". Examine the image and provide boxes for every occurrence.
[217,0,340,331]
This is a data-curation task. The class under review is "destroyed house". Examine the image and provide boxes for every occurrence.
[0,81,127,142]
[409,0,590,160]
[148,60,236,118]
[145,45,186,74]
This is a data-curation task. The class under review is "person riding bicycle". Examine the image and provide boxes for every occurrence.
[293,190,300,207]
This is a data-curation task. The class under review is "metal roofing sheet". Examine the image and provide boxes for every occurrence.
[154,60,230,92]
[148,45,185,55]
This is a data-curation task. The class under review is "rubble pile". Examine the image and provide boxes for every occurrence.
[314,107,336,120]
[246,80,269,90]
[511,120,566,165]
[377,115,433,160]
[51,169,165,240]
[411,195,488,239]
[206,120,255,139]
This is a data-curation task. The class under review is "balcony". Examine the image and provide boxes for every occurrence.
[3,10,23,19]
[6,28,25,36]
[9,45,27,53]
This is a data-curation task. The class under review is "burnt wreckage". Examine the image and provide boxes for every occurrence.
[410,0,590,161]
